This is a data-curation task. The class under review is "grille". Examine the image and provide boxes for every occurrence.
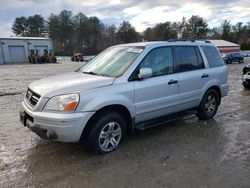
[26,88,40,107]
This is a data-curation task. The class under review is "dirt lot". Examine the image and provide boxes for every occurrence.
[0,59,250,188]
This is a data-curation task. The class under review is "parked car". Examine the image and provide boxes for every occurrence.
[242,53,249,57]
[242,52,250,57]
[223,52,244,64]
[20,40,229,154]
[242,64,250,88]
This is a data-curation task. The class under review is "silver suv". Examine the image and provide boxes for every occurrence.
[20,40,229,154]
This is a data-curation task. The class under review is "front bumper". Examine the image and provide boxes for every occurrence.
[20,101,95,142]
[242,74,250,87]
[243,74,250,80]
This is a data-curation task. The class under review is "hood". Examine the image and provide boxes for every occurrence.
[29,72,115,97]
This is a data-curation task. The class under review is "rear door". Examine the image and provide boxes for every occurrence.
[133,47,180,123]
[174,46,207,110]
[200,45,227,88]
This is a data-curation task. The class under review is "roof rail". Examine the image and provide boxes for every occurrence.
[195,40,211,43]
[167,39,187,42]
[167,39,211,43]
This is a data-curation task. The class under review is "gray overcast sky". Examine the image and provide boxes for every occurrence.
[0,0,250,36]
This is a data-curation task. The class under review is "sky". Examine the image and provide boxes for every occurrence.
[0,0,250,37]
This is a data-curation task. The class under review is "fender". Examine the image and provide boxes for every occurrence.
[77,84,135,117]
[83,94,134,116]
[200,78,221,102]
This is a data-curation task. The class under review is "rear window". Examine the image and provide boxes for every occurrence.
[201,46,224,68]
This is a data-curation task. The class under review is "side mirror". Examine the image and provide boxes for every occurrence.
[138,68,152,79]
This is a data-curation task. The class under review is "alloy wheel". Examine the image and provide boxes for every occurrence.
[98,122,122,152]
[205,95,217,113]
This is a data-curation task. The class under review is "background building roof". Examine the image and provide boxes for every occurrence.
[208,39,240,47]
[0,37,51,40]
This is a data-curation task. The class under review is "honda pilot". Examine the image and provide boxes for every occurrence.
[20,40,229,154]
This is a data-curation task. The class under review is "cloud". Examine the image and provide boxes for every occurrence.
[0,0,250,36]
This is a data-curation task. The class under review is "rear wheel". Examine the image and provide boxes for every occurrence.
[87,111,126,154]
[197,89,220,120]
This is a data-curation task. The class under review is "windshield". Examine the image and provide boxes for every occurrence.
[79,46,144,77]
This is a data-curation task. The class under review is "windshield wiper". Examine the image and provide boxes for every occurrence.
[82,71,98,75]
[82,71,113,78]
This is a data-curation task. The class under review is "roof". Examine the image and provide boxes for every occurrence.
[117,40,215,48]
[207,39,240,47]
[0,37,51,40]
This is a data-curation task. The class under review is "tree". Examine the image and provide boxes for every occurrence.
[12,16,28,36]
[220,20,232,41]
[47,14,60,39]
[154,22,177,40]
[143,27,155,41]
[84,16,104,54]
[47,14,61,52]
[185,15,208,39]
[208,27,221,39]
[117,21,139,43]
[12,15,45,37]
[27,15,46,37]
[73,12,88,52]
[58,10,74,51]
[102,25,118,48]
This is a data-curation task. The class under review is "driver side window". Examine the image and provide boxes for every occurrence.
[140,47,174,77]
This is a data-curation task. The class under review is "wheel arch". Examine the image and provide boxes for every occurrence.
[204,85,221,105]
[80,104,133,141]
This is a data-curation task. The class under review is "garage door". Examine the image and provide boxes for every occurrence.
[9,46,26,63]
[35,46,48,56]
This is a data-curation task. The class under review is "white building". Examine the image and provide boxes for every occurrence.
[0,37,53,64]
[207,39,240,54]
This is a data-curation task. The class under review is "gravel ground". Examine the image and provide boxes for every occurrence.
[0,59,250,188]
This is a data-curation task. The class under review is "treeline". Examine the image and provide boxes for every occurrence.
[12,10,250,55]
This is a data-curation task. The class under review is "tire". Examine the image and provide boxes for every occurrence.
[197,89,220,120]
[87,111,126,154]
[243,81,250,89]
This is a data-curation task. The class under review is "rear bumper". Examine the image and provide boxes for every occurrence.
[21,101,95,142]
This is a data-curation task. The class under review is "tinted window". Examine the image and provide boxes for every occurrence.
[175,46,202,72]
[235,53,242,57]
[201,46,224,68]
[140,47,174,77]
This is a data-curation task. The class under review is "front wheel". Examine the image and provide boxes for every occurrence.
[87,111,126,154]
[197,89,220,120]
[243,80,250,89]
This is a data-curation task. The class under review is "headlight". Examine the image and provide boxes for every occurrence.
[44,94,79,112]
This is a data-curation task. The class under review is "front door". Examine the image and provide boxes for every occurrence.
[133,47,180,123]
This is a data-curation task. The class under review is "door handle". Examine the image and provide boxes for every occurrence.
[201,74,209,78]
[168,79,178,85]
